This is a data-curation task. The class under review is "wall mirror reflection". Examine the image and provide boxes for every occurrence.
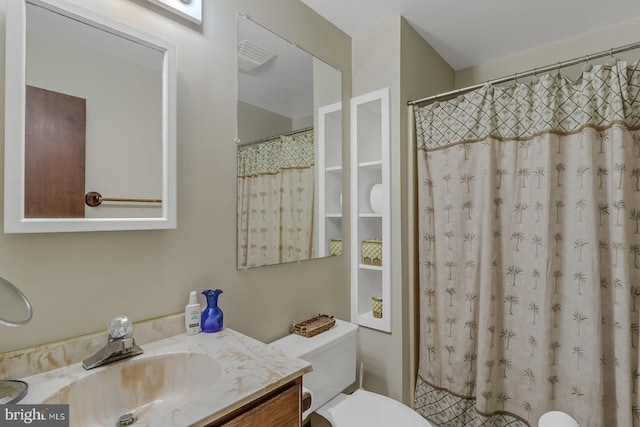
[4,0,176,233]
[236,15,342,269]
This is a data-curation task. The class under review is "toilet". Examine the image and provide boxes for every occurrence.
[270,318,434,427]
[538,411,580,427]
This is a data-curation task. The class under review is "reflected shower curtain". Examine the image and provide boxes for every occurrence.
[414,61,640,426]
[237,132,315,268]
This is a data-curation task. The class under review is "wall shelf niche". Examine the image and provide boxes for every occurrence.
[317,101,343,258]
[350,88,390,333]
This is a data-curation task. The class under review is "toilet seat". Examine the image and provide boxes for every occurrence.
[315,389,434,427]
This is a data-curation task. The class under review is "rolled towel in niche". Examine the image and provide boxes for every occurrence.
[369,183,383,214]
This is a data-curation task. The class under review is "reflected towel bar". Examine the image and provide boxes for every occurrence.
[84,191,162,207]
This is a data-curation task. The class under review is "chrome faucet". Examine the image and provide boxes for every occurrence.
[82,315,143,370]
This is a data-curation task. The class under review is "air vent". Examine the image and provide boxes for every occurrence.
[238,40,275,72]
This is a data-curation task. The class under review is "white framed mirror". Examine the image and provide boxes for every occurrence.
[4,0,177,233]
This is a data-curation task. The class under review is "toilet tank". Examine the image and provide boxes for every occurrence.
[270,319,358,414]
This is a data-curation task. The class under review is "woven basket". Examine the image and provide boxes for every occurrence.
[290,314,335,338]
[362,239,382,266]
[372,296,383,318]
[329,238,343,256]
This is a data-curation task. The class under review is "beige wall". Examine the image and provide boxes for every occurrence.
[237,101,292,143]
[351,17,402,401]
[351,16,454,404]
[456,16,640,87]
[399,18,454,405]
[0,0,351,353]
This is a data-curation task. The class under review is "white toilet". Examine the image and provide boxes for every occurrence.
[270,318,434,427]
[538,411,580,427]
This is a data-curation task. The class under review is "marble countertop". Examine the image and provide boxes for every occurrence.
[20,328,311,427]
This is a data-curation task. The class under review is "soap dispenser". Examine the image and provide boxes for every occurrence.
[201,289,223,333]
[185,291,201,335]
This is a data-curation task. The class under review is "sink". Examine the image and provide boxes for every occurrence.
[39,352,222,426]
[18,329,311,427]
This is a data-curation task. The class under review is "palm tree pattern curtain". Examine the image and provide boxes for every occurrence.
[237,132,315,268]
[414,61,640,427]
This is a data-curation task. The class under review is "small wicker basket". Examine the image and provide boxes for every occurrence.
[372,297,383,318]
[329,238,343,256]
[362,239,383,266]
[289,314,335,338]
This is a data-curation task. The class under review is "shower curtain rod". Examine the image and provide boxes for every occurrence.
[237,126,313,147]
[407,40,640,107]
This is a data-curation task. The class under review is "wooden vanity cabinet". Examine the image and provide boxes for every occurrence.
[207,377,302,427]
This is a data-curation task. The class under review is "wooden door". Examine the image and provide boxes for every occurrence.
[25,85,86,218]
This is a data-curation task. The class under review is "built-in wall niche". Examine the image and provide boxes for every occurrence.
[4,0,177,233]
[317,101,343,258]
[350,88,390,333]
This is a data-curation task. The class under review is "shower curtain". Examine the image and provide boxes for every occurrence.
[414,61,640,426]
[237,132,315,268]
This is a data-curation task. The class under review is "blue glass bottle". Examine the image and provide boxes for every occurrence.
[201,289,223,333]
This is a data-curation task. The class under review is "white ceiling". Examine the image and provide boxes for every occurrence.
[300,0,640,70]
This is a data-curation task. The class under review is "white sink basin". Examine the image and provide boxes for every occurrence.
[19,330,311,427]
[38,352,221,426]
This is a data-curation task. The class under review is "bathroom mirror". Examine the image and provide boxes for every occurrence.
[4,0,177,233]
[236,15,343,269]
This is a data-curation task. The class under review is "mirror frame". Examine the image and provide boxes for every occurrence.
[4,0,177,233]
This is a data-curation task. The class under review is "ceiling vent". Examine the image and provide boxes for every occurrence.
[238,40,276,72]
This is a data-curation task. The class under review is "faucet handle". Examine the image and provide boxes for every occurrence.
[107,315,133,339]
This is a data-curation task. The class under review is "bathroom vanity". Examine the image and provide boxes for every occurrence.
[207,377,302,426]
[16,327,310,427]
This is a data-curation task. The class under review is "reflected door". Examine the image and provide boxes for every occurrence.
[25,85,86,218]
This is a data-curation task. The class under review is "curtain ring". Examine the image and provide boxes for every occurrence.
[607,49,618,68]
[486,81,494,96]
[432,95,440,109]
[531,68,539,84]
[582,54,593,73]
[457,88,465,103]
[514,72,519,84]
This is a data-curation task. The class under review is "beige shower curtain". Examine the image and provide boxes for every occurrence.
[414,61,640,426]
[237,132,315,268]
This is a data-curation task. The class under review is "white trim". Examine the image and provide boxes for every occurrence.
[4,0,177,233]
[317,101,343,257]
